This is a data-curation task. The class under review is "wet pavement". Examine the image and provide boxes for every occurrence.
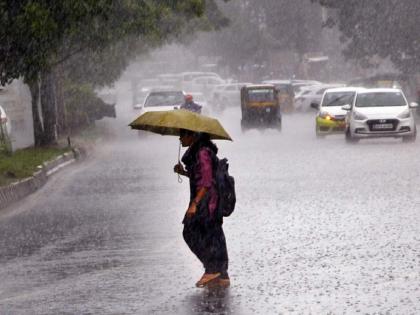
[1,103,420,314]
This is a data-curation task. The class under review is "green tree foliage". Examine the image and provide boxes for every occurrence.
[259,0,322,58]
[313,0,420,73]
[0,0,226,146]
[63,83,114,130]
[62,1,229,88]
[0,1,211,85]
[193,0,323,77]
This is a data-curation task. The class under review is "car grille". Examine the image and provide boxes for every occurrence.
[367,119,398,131]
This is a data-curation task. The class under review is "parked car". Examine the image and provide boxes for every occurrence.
[179,72,222,91]
[343,88,417,142]
[189,76,226,97]
[137,90,185,114]
[261,80,323,112]
[157,73,182,89]
[211,82,252,111]
[132,85,175,109]
[262,80,295,112]
[311,87,364,137]
[294,84,345,112]
[291,80,323,94]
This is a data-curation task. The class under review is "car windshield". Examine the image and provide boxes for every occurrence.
[144,92,184,107]
[248,89,275,102]
[355,92,406,107]
[322,92,355,107]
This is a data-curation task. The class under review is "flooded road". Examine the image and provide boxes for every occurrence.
[1,105,420,314]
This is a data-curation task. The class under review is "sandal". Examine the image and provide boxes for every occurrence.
[195,273,221,288]
[217,278,231,288]
[207,277,230,289]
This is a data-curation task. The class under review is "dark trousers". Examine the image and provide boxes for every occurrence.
[183,220,229,278]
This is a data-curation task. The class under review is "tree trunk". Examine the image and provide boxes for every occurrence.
[40,70,58,146]
[27,71,58,147]
[28,77,44,147]
[54,65,66,135]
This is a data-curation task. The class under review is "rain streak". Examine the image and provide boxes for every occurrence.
[1,1,420,314]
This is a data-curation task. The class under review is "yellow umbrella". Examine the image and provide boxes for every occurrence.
[129,109,232,141]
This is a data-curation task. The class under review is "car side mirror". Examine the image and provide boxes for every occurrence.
[341,104,351,111]
[409,102,418,108]
[310,102,319,109]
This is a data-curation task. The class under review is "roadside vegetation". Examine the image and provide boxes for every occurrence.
[0,147,70,186]
[0,1,227,186]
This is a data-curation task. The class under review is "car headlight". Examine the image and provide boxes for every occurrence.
[319,111,332,120]
[398,109,411,119]
[353,111,367,121]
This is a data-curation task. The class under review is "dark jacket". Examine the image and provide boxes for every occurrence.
[180,101,202,113]
[182,138,220,224]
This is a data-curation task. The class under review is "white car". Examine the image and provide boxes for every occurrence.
[211,82,252,111]
[137,90,185,113]
[313,87,365,137]
[189,76,226,97]
[132,85,175,109]
[179,72,222,91]
[343,88,418,142]
[294,84,345,112]
[157,73,182,89]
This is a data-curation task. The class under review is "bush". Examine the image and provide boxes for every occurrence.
[64,83,116,133]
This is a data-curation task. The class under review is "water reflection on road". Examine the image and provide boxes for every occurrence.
[1,107,420,314]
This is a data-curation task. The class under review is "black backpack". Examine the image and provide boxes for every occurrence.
[214,158,236,217]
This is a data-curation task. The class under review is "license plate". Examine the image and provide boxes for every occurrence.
[265,108,271,113]
[373,123,393,129]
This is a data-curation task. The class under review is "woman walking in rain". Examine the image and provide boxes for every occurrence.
[174,129,230,288]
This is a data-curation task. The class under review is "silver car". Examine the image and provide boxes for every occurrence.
[343,88,418,142]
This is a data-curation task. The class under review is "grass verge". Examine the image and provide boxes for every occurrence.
[0,147,70,186]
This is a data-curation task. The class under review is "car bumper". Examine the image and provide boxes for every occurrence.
[316,117,346,133]
[350,117,416,138]
[243,106,281,120]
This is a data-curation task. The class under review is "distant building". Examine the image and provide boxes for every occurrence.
[0,80,34,152]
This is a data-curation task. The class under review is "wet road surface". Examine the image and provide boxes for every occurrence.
[1,105,420,314]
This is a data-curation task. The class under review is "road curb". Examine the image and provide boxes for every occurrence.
[0,148,84,211]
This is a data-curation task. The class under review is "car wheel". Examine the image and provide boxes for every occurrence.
[403,126,417,142]
[315,126,325,139]
[272,117,282,132]
[402,135,416,142]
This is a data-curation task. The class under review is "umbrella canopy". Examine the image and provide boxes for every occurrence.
[129,109,232,141]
